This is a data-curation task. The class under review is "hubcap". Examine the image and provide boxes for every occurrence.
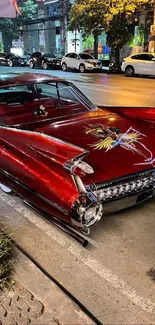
[80,65,85,73]
[0,183,12,193]
[127,68,133,76]
[30,62,33,68]
[62,64,66,71]
[43,63,48,70]
[9,60,12,67]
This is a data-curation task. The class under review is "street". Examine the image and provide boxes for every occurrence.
[1,67,155,324]
[1,65,155,106]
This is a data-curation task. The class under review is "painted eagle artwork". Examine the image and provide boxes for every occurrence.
[0,0,21,18]
[84,124,155,166]
[84,124,146,153]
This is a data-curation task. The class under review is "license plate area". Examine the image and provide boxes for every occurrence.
[136,189,154,203]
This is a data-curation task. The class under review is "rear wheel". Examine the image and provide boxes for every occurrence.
[125,66,134,77]
[0,183,15,195]
[79,64,85,73]
[62,62,67,71]
[42,62,48,70]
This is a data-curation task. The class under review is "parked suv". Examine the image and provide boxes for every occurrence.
[122,52,155,77]
[0,53,26,67]
[61,52,102,72]
[29,52,61,70]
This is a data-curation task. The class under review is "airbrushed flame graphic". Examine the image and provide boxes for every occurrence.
[9,0,21,15]
[85,124,155,166]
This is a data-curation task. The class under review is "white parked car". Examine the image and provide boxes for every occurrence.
[61,52,102,73]
[122,52,155,77]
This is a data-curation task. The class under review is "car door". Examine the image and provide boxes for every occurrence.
[69,53,80,69]
[141,54,155,75]
[65,53,79,69]
[136,54,154,75]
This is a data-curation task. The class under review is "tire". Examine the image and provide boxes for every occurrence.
[79,64,85,73]
[0,183,15,195]
[62,62,67,71]
[125,66,134,77]
[42,62,48,70]
[30,61,34,69]
[8,60,13,67]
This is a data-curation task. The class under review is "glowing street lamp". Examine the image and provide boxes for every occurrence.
[0,0,21,18]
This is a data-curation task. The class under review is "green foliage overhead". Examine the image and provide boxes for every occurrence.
[69,0,105,36]
[0,0,38,37]
[134,24,145,46]
[82,35,94,50]
[69,0,152,59]
[69,0,151,35]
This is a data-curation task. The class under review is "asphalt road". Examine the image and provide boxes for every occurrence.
[1,65,155,106]
[1,67,155,324]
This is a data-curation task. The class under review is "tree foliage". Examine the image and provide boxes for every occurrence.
[106,12,135,61]
[69,0,152,58]
[82,35,94,50]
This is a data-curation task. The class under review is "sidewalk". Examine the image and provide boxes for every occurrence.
[0,248,95,325]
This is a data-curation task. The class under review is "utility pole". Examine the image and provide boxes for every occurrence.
[74,29,77,52]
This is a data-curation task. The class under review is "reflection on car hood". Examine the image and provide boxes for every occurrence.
[35,108,155,185]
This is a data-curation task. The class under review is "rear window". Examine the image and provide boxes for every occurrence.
[131,55,141,60]
[0,81,97,125]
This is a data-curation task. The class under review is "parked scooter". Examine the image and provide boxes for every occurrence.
[108,61,122,74]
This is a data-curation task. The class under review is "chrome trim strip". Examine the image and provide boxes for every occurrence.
[0,169,68,215]
[87,168,155,191]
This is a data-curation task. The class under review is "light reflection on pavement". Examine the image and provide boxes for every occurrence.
[0,66,155,107]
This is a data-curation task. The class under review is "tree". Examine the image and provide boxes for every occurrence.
[69,0,106,58]
[106,12,135,62]
[0,0,38,52]
[69,0,151,59]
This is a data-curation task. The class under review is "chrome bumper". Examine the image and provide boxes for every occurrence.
[102,188,154,215]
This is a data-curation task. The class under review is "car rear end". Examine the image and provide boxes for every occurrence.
[47,58,61,69]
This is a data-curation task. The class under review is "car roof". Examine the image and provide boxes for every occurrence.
[0,72,65,88]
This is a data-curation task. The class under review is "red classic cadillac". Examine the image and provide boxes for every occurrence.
[0,73,155,246]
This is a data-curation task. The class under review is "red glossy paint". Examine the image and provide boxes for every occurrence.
[0,73,155,230]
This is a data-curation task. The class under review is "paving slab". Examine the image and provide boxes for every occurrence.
[0,248,95,325]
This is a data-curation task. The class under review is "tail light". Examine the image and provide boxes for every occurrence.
[64,160,94,177]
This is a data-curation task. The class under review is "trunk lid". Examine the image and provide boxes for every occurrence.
[36,108,155,185]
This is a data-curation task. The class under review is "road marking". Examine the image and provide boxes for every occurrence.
[1,190,155,317]
[68,245,155,316]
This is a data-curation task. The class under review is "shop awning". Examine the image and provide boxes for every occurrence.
[0,0,21,18]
